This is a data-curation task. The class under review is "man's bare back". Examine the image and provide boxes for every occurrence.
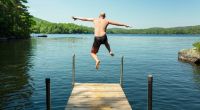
[72,12,130,69]
[93,18,109,37]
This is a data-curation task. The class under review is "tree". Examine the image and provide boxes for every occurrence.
[0,0,34,39]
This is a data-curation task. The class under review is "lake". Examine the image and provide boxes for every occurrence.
[0,34,200,110]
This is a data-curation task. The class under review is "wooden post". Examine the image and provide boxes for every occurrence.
[148,75,153,110]
[120,56,124,87]
[45,78,51,110]
[72,54,75,87]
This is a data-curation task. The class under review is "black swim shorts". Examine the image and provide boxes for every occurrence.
[91,34,108,53]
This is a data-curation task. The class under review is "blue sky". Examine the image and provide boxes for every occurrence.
[27,0,200,28]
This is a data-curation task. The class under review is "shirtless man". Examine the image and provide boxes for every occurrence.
[72,12,130,69]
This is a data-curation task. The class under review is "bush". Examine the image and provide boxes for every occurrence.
[193,42,200,51]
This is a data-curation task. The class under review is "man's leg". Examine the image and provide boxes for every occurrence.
[91,53,100,69]
[90,52,99,62]
[105,41,114,56]
[91,42,101,70]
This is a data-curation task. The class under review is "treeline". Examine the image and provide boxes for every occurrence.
[0,0,33,39]
[107,26,200,34]
[31,17,93,34]
[32,18,200,34]
[193,42,200,52]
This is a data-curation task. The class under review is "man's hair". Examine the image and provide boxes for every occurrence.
[99,12,106,18]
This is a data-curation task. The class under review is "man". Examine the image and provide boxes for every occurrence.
[72,12,130,69]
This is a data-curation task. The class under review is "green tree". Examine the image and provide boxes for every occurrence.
[0,0,33,39]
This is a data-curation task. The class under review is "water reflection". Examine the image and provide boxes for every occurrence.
[192,66,200,89]
[35,36,84,42]
[51,37,84,42]
[0,39,34,109]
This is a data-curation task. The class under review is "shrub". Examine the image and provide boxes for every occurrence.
[193,42,200,52]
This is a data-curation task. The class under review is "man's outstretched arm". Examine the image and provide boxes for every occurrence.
[108,20,130,28]
[72,16,94,22]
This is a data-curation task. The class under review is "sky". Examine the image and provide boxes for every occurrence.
[27,0,200,29]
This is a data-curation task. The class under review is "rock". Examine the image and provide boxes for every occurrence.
[178,48,200,65]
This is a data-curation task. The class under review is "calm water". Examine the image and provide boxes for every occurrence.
[0,34,200,110]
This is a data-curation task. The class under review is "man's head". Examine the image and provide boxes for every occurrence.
[99,12,106,19]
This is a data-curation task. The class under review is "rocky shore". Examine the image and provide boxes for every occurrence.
[178,48,200,65]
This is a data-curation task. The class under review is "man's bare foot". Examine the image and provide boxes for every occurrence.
[96,60,100,70]
[110,52,114,56]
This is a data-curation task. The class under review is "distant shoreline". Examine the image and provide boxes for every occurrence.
[31,17,200,35]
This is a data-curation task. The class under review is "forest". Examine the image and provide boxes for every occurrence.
[31,17,93,34]
[0,0,33,39]
[32,17,200,35]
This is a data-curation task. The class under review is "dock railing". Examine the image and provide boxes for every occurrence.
[45,78,51,110]
[120,56,124,87]
[72,54,75,87]
[148,75,153,110]
[71,54,125,86]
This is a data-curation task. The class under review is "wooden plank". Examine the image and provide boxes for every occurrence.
[66,104,132,110]
[66,102,132,110]
[67,100,130,106]
[71,83,124,97]
[71,91,125,97]
[74,83,120,86]
[75,84,121,88]
[68,97,128,102]
[66,83,132,110]
[72,87,122,92]
[66,106,132,110]
[73,83,123,92]
[67,97,129,106]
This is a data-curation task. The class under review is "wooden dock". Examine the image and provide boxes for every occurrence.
[65,83,132,110]
[65,55,131,110]
[45,55,153,110]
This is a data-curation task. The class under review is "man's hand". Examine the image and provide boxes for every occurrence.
[72,16,77,21]
[125,25,131,28]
